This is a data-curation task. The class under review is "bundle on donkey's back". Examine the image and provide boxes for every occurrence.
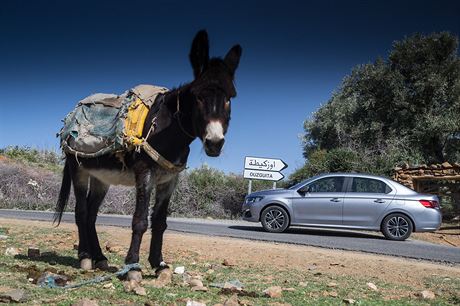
[54,30,242,278]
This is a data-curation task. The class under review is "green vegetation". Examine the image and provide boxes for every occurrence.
[293,32,460,185]
[0,146,62,172]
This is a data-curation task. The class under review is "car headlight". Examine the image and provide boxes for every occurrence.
[245,196,264,204]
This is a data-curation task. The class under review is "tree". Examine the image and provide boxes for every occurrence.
[297,32,460,183]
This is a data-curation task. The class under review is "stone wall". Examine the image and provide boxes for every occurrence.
[392,162,460,189]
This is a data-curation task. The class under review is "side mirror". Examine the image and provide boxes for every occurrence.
[298,186,310,196]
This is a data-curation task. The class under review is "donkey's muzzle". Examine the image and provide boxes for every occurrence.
[204,138,225,157]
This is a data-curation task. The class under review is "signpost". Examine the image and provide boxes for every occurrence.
[243,156,287,194]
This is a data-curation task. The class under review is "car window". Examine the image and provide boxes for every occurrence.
[351,178,391,194]
[305,177,345,193]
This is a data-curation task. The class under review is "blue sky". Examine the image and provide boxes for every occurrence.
[0,0,459,176]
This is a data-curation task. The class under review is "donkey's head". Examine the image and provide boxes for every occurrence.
[188,30,242,157]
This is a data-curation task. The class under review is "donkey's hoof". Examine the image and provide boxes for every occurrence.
[80,258,93,270]
[127,270,142,282]
[155,261,170,274]
[94,260,110,271]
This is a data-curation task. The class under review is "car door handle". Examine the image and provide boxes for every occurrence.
[374,199,385,204]
[330,198,341,202]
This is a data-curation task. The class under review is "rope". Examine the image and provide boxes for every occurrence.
[39,263,141,289]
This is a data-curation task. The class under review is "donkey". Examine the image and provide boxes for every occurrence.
[54,30,242,275]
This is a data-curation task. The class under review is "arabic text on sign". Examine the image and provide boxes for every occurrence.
[248,159,276,170]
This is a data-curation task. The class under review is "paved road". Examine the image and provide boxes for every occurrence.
[1,209,459,264]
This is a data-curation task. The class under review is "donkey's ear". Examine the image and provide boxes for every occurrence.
[189,30,209,79]
[224,45,242,75]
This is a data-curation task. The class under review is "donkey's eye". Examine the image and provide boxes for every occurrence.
[225,100,231,111]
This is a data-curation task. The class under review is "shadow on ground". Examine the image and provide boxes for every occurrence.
[14,252,79,268]
[228,225,384,240]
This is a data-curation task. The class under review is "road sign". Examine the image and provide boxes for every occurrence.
[243,169,285,181]
[244,156,287,172]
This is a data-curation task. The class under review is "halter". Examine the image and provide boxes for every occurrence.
[173,90,196,139]
[140,91,195,172]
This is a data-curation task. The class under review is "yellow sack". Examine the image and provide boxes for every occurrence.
[124,97,150,146]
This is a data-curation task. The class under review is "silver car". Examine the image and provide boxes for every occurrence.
[242,173,441,240]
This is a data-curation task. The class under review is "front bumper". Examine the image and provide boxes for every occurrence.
[241,203,260,222]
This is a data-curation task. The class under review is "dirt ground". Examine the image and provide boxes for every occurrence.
[1,217,459,291]
[412,222,460,247]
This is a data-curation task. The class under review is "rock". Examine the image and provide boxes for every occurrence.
[307,264,317,271]
[144,269,172,288]
[366,282,378,291]
[327,291,338,297]
[71,298,99,306]
[263,286,282,298]
[343,298,356,304]
[123,279,140,292]
[0,235,8,240]
[103,283,115,290]
[127,270,142,282]
[186,301,206,306]
[133,286,147,296]
[441,161,452,168]
[210,280,244,291]
[156,268,173,287]
[80,258,93,270]
[174,266,185,274]
[189,279,204,287]
[191,286,208,292]
[27,246,40,258]
[282,287,295,292]
[223,294,239,306]
[105,241,121,253]
[299,282,308,287]
[420,290,435,300]
[4,247,19,256]
[327,282,337,288]
[223,259,236,267]
[0,289,27,303]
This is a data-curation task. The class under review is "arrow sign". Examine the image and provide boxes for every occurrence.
[244,156,287,172]
[243,169,285,181]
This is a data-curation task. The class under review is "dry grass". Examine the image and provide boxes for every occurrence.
[0,218,459,305]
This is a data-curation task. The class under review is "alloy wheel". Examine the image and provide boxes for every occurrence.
[387,216,409,238]
[264,208,286,230]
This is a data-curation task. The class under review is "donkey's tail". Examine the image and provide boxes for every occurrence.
[53,159,71,226]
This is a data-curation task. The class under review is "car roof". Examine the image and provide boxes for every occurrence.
[316,172,389,180]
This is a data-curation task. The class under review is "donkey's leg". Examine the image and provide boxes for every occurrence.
[125,167,154,265]
[148,176,178,270]
[72,168,92,270]
[86,176,109,269]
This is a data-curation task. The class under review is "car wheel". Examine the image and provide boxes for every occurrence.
[381,213,413,241]
[261,206,290,233]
